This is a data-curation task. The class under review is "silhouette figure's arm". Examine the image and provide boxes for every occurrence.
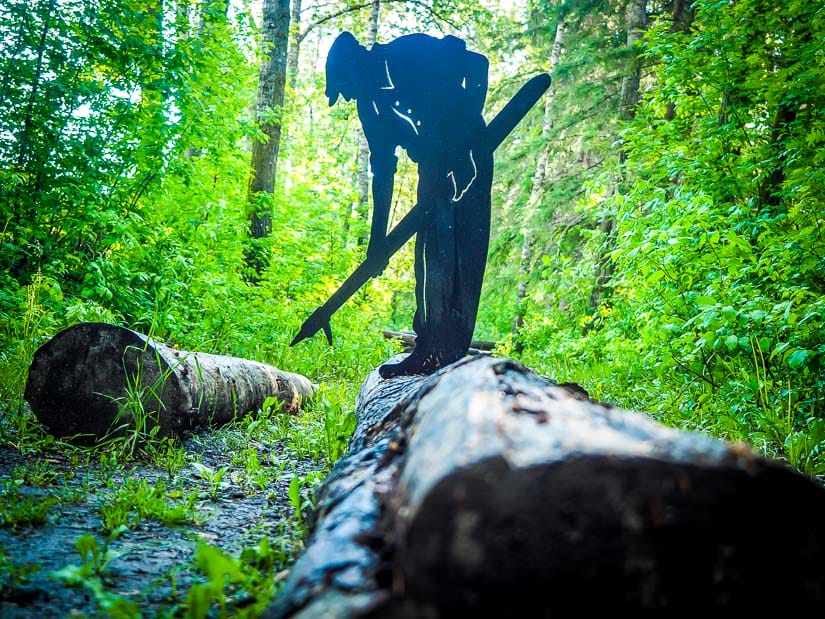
[359,99,398,262]
[368,151,396,256]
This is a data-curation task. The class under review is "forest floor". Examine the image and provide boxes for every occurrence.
[0,429,326,617]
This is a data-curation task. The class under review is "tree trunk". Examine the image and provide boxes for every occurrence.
[286,0,302,88]
[348,0,381,248]
[24,322,313,443]
[267,354,825,618]
[589,0,646,311]
[512,18,566,353]
[664,0,695,121]
[247,0,291,275]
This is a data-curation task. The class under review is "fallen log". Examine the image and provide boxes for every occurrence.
[381,329,495,354]
[24,322,313,442]
[268,354,825,617]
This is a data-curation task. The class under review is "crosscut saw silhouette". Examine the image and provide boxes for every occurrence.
[291,73,552,347]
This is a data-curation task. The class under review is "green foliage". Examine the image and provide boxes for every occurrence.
[287,471,324,535]
[1,0,825,614]
[507,0,825,473]
[0,550,40,592]
[185,537,292,618]
[51,527,140,619]
[0,480,60,530]
[98,478,203,533]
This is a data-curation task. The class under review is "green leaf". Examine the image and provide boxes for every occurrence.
[787,349,810,369]
[195,542,241,584]
[288,476,301,510]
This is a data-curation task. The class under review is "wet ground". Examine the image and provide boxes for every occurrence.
[0,434,327,617]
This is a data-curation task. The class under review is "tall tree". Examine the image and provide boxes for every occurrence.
[247,0,291,275]
[345,0,381,248]
[664,0,695,122]
[512,15,566,353]
[588,0,647,311]
[286,0,302,87]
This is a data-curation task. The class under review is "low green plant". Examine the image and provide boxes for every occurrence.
[0,274,60,418]
[51,527,139,619]
[287,471,324,536]
[244,396,285,444]
[99,344,188,461]
[287,476,303,533]
[191,461,229,499]
[0,481,60,530]
[230,447,280,492]
[782,417,825,478]
[11,460,60,487]
[152,437,188,478]
[98,478,203,533]
[319,397,356,464]
[0,549,40,591]
[185,536,293,618]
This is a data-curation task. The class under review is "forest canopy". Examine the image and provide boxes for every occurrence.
[1,0,824,475]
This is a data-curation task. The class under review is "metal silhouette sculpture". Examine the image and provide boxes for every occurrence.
[291,32,551,378]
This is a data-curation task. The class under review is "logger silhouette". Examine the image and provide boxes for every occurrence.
[291,31,550,378]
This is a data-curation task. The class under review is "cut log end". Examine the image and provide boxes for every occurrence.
[24,323,174,441]
[395,455,825,614]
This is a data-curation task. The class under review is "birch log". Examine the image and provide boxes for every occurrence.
[268,354,825,618]
[24,322,313,442]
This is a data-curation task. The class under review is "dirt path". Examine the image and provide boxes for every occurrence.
[0,433,327,617]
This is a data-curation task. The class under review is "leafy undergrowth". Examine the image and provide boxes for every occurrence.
[0,396,356,618]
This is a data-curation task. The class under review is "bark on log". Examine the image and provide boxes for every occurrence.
[24,322,313,442]
[268,354,825,618]
[381,329,495,354]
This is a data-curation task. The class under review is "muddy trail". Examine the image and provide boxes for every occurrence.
[0,431,328,618]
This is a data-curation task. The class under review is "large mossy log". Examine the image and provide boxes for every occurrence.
[24,322,313,441]
[268,354,825,618]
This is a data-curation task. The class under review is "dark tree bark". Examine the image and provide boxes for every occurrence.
[664,0,695,121]
[267,354,825,618]
[24,323,313,442]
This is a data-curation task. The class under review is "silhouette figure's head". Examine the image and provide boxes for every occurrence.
[326,32,368,106]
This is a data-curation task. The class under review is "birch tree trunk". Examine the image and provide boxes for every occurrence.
[286,0,302,88]
[24,323,313,443]
[512,17,566,353]
[267,354,825,618]
[348,0,381,248]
